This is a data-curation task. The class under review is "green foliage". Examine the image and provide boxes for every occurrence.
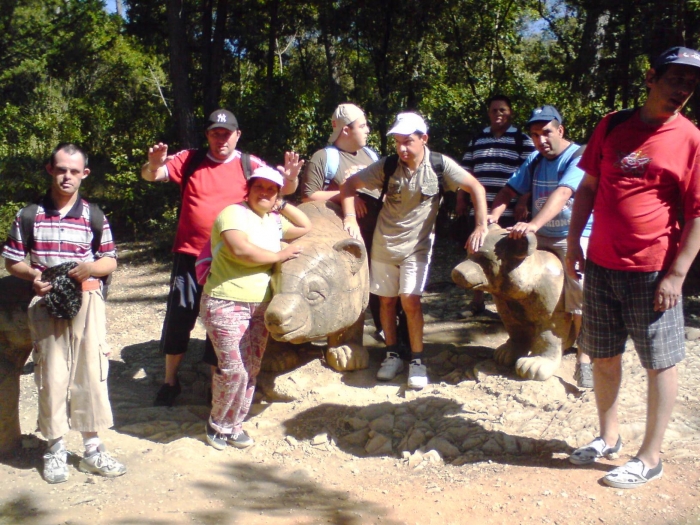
[0,0,177,243]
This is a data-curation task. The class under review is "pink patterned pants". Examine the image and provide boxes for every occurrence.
[200,294,269,434]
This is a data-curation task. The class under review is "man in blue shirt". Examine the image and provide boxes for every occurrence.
[489,105,593,387]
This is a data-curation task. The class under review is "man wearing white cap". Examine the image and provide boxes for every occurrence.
[301,103,386,337]
[565,46,700,488]
[340,112,487,389]
[141,109,303,406]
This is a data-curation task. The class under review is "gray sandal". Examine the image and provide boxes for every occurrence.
[569,435,622,465]
[574,362,593,389]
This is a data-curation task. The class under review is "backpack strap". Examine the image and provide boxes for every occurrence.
[429,151,445,199]
[180,147,209,199]
[380,154,400,203]
[88,203,105,255]
[428,151,444,177]
[241,152,253,180]
[363,146,379,162]
[605,108,635,138]
[323,146,340,190]
[19,202,40,253]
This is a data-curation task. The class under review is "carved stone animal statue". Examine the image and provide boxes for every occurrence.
[264,200,370,372]
[452,224,575,381]
[0,275,34,455]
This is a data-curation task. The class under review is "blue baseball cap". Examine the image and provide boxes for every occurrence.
[652,46,700,71]
[526,105,563,127]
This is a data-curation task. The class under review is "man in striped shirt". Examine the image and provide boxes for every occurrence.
[458,95,534,316]
[3,143,126,484]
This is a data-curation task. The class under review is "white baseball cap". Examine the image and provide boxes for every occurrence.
[387,112,428,136]
[250,166,284,187]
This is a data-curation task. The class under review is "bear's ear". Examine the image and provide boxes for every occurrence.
[494,232,537,261]
[523,232,538,257]
[333,238,366,274]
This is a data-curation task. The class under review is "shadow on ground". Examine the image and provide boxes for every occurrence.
[1,459,406,525]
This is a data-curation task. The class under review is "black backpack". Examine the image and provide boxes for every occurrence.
[19,200,112,297]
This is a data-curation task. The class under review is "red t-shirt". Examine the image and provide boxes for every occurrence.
[167,149,264,257]
[579,111,700,271]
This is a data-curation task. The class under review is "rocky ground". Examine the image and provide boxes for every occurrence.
[1,236,700,525]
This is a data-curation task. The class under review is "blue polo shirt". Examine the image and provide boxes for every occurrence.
[506,145,592,238]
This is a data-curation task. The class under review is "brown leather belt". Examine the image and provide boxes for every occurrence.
[82,280,101,291]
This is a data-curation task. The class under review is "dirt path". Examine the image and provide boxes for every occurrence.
[2,238,700,525]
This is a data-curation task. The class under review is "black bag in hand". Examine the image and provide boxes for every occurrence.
[41,262,81,319]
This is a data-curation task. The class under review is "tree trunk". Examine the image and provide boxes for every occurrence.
[319,5,340,106]
[571,0,607,98]
[266,0,280,93]
[167,0,198,148]
[202,0,228,114]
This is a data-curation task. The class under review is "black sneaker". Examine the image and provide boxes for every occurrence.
[154,381,181,407]
[205,422,227,450]
[227,430,254,449]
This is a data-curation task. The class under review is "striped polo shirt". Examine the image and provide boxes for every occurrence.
[2,194,116,272]
[462,126,535,217]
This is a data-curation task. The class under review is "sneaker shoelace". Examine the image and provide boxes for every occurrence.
[92,451,119,470]
[45,451,65,470]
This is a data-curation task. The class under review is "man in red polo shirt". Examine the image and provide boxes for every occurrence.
[566,47,700,488]
[142,109,302,406]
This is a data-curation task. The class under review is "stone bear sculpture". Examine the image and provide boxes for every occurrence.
[451,224,575,381]
[0,275,34,455]
[264,200,370,372]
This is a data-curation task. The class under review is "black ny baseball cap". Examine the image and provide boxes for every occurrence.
[206,109,239,131]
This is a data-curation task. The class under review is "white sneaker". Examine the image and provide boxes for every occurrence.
[78,444,127,477]
[407,359,428,390]
[376,352,404,381]
[43,441,69,484]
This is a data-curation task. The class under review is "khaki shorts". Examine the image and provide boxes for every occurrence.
[28,290,114,439]
[370,259,430,297]
[536,234,588,315]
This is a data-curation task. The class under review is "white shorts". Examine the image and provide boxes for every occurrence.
[370,259,430,297]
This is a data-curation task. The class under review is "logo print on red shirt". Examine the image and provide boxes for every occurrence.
[615,150,652,177]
